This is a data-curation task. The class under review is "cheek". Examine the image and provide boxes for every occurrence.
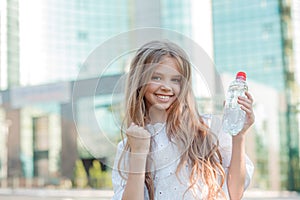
[146,82,160,92]
[174,85,181,96]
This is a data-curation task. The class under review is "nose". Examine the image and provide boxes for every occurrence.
[160,82,172,91]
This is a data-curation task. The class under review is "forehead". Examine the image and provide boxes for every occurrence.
[153,57,181,75]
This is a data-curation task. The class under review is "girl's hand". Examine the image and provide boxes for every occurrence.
[237,91,255,136]
[126,123,151,154]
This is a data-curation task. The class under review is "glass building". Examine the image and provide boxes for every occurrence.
[161,0,192,37]
[0,0,200,188]
[0,0,132,186]
[212,0,300,191]
[212,0,285,90]
[19,0,130,85]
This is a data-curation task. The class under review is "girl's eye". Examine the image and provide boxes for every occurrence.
[172,78,181,83]
[151,76,161,81]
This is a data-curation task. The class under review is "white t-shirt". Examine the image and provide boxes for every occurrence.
[111,115,254,199]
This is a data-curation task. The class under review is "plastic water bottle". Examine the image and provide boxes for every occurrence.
[222,72,248,135]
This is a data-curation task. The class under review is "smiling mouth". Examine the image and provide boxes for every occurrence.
[156,95,172,101]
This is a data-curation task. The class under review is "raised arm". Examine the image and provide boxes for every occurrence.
[122,123,151,200]
[227,91,255,200]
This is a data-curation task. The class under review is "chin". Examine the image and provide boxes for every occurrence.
[153,104,171,111]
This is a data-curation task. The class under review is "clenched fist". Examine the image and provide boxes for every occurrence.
[126,123,151,154]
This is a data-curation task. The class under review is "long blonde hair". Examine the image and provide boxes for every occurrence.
[119,40,226,199]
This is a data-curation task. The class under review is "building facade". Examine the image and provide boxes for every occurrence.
[212,0,300,190]
[2,0,299,192]
[0,0,204,187]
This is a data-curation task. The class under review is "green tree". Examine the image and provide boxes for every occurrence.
[89,160,112,188]
[73,159,88,188]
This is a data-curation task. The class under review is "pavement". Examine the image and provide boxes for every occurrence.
[244,189,300,199]
[0,188,299,199]
[0,188,112,200]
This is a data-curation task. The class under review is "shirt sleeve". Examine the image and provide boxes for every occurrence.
[111,141,127,200]
[202,114,254,196]
[218,129,254,196]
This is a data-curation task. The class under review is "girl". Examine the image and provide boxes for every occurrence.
[112,40,254,200]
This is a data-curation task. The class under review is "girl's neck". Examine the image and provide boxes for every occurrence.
[147,107,167,124]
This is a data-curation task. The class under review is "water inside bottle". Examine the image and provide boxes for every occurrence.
[222,81,248,135]
[223,107,246,135]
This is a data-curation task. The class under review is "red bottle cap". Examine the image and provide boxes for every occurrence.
[236,71,246,81]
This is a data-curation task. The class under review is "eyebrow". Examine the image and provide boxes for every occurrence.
[152,72,182,77]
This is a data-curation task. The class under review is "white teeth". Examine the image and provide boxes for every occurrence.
[157,95,170,99]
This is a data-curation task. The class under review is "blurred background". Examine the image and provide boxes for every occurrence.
[0,0,300,199]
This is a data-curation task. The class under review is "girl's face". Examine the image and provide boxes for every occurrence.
[144,57,182,111]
